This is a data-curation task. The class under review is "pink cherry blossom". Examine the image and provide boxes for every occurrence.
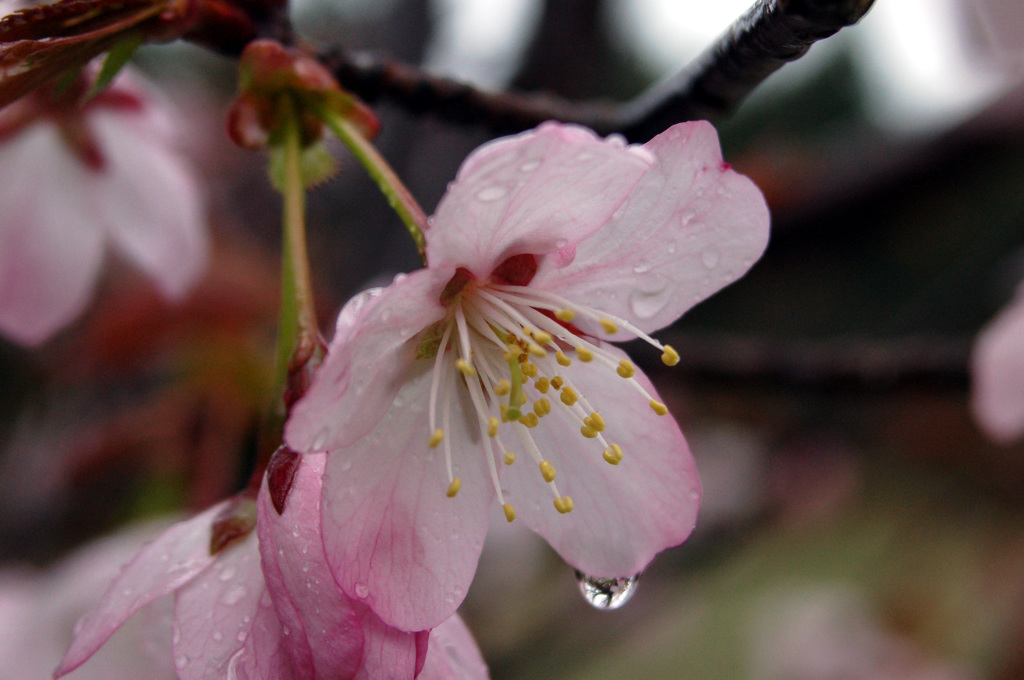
[56,452,488,679]
[971,284,1024,442]
[285,120,771,631]
[0,69,207,345]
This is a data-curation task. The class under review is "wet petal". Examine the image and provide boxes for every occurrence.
[501,344,700,577]
[172,536,264,680]
[257,453,365,679]
[286,268,451,453]
[427,122,651,278]
[0,124,105,345]
[351,612,424,680]
[56,501,229,677]
[532,121,770,337]
[320,365,493,631]
[418,614,490,680]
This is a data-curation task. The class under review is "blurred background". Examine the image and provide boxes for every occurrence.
[2,0,1024,677]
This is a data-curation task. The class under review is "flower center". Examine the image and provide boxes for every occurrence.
[424,267,679,522]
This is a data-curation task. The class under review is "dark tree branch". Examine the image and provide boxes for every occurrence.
[319,0,875,141]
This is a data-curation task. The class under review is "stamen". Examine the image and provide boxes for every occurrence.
[429,429,444,448]
[446,478,461,497]
[533,398,551,417]
[550,376,564,390]
[556,351,572,366]
[520,413,539,428]
[539,460,556,482]
[494,379,511,395]
[555,308,575,322]
[488,417,499,437]
[521,362,539,378]
[580,425,598,439]
[603,444,623,465]
[503,451,516,465]
[617,360,636,378]
[553,497,574,514]
[560,387,578,406]
[661,344,680,366]
[599,318,618,334]
[527,342,547,357]
[575,346,594,362]
[587,412,605,432]
[535,377,550,393]
[532,330,553,345]
[502,503,517,522]
[456,358,476,376]
[650,399,669,416]
[428,321,454,439]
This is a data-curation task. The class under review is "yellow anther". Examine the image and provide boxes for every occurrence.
[556,351,572,367]
[494,379,511,396]
[535,377,550,393]
[554,496,574,514]
[575,346,594,362]
[521,362,538,378]
[588,412,605,432]
[518,353,529,364]
[555,308,576,322]
[661,344,680,367]
[520,412,539,428]
[580,425,598,439]
[502,503,517,522]
[446,478,461,497]
[599,318,618,334]
[522,327,535,338]
[428,429,444,448]
[550,376,564,390]
[603,443,623,465]
[527,343,547,358]
[532,330,553,346]
[515,391,528,406]
[503,451,516,465]
[650,399,669,416]
[560,387,578,406]
[455,358,476,376]
[534,398,551,417]
[503,347,519,362]
[488,417,499,437]
[617,360,636,378]
[539,460,556,483]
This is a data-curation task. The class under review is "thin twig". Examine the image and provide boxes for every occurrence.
[318,0,875,141]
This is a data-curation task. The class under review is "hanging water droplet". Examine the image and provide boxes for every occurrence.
[476,186,508,201]
[355,583,369,599]
[575,571,641,610]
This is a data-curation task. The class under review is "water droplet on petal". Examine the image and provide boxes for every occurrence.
[476,186,508,201]
[221,584,248,606]
[519,160,541,172]
[632,260,652,274]
[701,248,720,269]
[171,623,181,645]
[575,571,641,610]
[355,583,369,599]
[212,630,223,642]
[218,566,236,581]
[628,276,670,319]
[175,655,190,670]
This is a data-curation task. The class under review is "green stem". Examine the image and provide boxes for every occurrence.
[317,106,428,263]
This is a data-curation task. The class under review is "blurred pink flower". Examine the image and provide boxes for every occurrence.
[971,285,1024,442]
[0,69,207,345]
[286,121,770,630]
[56,452,488,679]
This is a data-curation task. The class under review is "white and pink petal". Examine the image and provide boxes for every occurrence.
[532,121,770,338]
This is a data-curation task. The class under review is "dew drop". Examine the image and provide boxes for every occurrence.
[519,160,541,172]
[171,623,181,645]
[218,566,236,581]
[221,584,248,606]
[476,186,508,201]
[121,587,133,597]
[628,276,670,319]
[575,571,641,610]
[212,630,223,642]
[355,583,369,599]
[632,260,652,274]
[237,631,248,643]
[701,248,720,269]
[175,655,190,670]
